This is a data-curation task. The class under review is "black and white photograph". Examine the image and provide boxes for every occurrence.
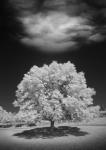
[0,0,106,150]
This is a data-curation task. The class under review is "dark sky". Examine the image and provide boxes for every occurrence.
[0,0,106,112]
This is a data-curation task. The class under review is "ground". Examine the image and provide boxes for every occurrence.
[0,118,106,150]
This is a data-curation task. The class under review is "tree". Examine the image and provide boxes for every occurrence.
[0,106,14,125]
[13,61,100,128]
[14,109,40,126]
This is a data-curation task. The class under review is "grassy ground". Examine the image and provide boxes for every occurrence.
[0,117,106,150]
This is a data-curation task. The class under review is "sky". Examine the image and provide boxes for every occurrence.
[0,0,106,112]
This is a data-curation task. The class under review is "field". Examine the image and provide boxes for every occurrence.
[0,117,106,150]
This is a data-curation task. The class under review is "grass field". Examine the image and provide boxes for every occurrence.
[0,117,106,150]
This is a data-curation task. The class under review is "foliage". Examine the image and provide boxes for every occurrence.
[0,106,14,125]
[14,109,40,126]
[14,61,100,127]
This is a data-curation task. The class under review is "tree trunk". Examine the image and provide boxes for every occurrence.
[50,120,55,129]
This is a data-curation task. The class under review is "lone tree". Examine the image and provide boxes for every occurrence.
[13,61,100,128]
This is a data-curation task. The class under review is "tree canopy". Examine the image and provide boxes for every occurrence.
[13,61,100,128]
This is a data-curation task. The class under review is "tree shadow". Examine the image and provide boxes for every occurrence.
[14,126,89,139]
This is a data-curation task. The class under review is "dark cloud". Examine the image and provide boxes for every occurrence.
[9,0,106,53]
[86,0,106,7]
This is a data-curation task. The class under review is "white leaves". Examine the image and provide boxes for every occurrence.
[79,88,96,105]
[14,61,98,123]
[51,90,63,100]
[15,109,38,124]
[0,106,14,124]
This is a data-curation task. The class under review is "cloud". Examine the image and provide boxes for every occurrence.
[89,34,104,42]
[10,0,106,53]
[22,37,77,53]
[90,0,106,6]
[21,12,94,52]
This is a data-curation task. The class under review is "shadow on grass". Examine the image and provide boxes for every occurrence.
[14,126,89,139]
